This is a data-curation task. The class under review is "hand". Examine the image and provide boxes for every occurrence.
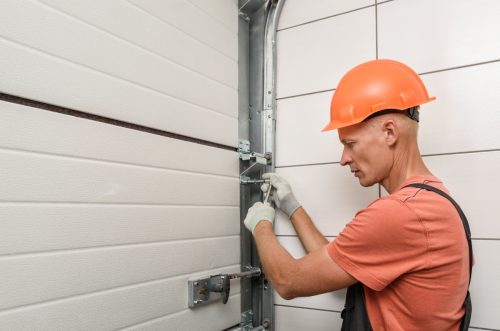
[261,173,301,219]
[244,202,275,233]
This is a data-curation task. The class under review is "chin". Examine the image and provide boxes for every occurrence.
[358,178,378,187]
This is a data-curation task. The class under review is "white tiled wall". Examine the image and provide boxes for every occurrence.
[275,0,500,330]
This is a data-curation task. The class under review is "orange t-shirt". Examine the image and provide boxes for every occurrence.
[327,176,470,331]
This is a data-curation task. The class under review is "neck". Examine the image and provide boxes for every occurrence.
[381,141,432,194]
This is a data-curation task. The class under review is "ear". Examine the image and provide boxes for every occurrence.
[381,119,399,147]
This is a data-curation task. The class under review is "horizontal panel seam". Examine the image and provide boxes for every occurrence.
[0,264,241,316]
[0,202,239,208]
[0,36,238,121]
[0,93,237,151]
[0,235,240,259]
[0,146,238,180]
[0,201,239,207]
[38,0,238,90]
[126,0,238,62]
[115,293,241,331]
[0,231,241,258]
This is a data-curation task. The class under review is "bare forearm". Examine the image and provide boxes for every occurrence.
[290,207,328,253]
[253,221,296,298]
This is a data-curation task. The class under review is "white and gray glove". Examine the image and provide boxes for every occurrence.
[261,173,301,219]
[243,202,275,233]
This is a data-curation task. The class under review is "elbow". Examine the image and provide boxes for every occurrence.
[273,275,297,300]
[276,286,297,300]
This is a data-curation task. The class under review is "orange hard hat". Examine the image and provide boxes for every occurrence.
[322,59,435,131]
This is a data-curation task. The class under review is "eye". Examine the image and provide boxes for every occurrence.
[346,142,355,148]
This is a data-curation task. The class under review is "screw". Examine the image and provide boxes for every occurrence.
[263,319,271,329]
[194,281,198,286]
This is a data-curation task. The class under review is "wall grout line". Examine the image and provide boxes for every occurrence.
[421,149,500,158]
[276,149,500,169]
[276,161,341,168]
[276,59,500,101]
[278,237,500,242]
[277,88,335,101]
[274,303,342,314]
[419,58,500,76]
[277,1,395,32]
[277,235,336,239]
[0,93,237,152]
[375,0,379,59]
[275,302,499,331]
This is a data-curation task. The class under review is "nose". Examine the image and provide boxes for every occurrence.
[340,147,352,166]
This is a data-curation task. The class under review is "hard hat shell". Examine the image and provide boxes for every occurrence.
[322,59,435,131]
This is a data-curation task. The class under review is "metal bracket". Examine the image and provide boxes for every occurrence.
[241,310,255,331]
[239,140,272,184]
[188,267,261,308]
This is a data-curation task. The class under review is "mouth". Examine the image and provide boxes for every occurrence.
[351,169,360,177]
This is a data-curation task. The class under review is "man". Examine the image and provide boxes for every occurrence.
[243,59,470,330]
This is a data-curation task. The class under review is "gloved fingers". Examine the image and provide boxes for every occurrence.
[260,182,270,193]
[249,201,264,211]
[261,173,273,180]
[262,173,283,188]
[244,201,276,233]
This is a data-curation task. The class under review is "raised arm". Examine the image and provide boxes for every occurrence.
[262,173,328,253]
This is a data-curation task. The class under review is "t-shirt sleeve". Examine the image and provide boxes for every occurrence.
[327,197,429,291]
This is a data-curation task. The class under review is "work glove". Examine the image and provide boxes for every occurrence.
[261,173,301,219]
[243,202,275,234]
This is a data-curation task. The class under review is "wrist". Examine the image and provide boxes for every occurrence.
[253,219,273,235]
[281,193,302,219]
[248,217,272,234]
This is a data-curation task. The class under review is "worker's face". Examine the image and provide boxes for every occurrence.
[338,121,393,187]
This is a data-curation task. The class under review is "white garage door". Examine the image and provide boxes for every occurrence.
[0,0,241,330]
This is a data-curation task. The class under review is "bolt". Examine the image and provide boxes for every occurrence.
[194,281,199,286]
[263,319,271,329]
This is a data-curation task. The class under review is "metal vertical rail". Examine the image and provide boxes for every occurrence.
[238,0,285,330]
[261,1,285,330]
